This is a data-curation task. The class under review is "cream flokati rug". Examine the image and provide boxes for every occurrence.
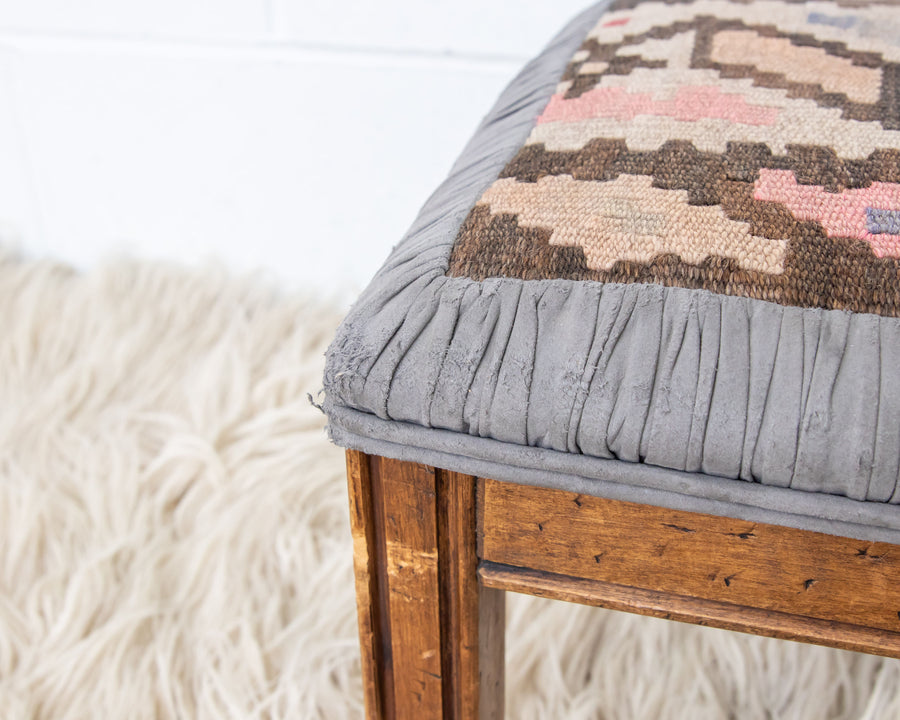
[0,254,899,720]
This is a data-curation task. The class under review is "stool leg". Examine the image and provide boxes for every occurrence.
[345,450,505,719]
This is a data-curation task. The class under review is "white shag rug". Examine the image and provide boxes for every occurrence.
[1,253,899,720]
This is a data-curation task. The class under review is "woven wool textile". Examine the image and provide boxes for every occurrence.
[449,0,900,316]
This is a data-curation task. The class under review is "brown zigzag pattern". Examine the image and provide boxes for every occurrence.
[502,140,900,198]
[561,16,899,129]
[560,43,667,98]
[449,204,900,316]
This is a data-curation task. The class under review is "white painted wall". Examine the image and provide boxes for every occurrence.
[0,1,592,302]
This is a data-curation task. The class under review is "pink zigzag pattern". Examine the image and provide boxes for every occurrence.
[537,86,780,126]
[754,170,900,258]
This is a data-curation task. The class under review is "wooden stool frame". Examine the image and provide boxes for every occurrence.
[345,449,900,719]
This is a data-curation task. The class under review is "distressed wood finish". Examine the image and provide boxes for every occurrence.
[480,562,900,658]
[438,470,505,720]
[480,478,900,645]
[344,451,505,719]
[347,453,900,717]
[345,450,387,718]
[377,455,445,717]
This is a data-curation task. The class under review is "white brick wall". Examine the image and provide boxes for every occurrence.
[0,1,591,299]
[0,0,267,39]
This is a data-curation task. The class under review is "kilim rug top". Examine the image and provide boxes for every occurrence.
[448,0,900,316]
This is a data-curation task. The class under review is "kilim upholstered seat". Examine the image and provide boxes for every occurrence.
[322,1,900,716]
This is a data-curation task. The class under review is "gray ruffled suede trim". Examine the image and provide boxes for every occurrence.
[322,0,900,543]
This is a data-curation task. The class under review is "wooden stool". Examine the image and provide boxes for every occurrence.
[323,0,900,716]
[344,452,900,719]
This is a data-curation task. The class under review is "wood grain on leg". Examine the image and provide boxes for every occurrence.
[345,452,505,719]
[375,455,444,717]
[438,471,505,720]
[345,450,388,718]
